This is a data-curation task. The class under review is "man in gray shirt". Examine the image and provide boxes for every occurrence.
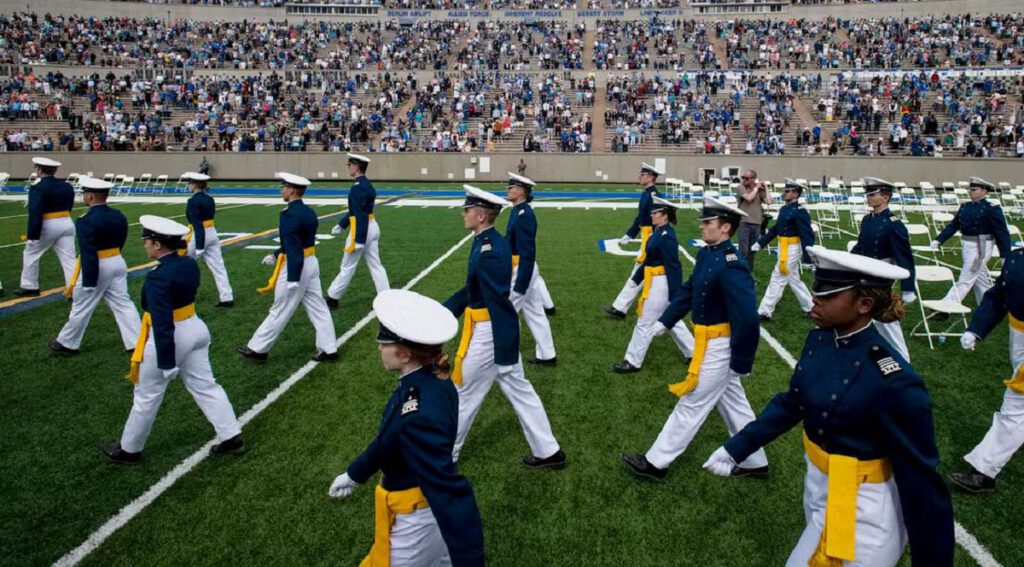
[737,170,771,271]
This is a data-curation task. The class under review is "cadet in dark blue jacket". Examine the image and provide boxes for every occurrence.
[950,247,1024,493]
[49,177,140,355]
[182,172,234,307]
[622,197,767,481]
[852,177,917,361]
[752,178,815,321]
[604,162,663,319]
[504,172,557,365]
[613,196,694,374]
[17,157,77,296]
[329,289,484,567]
[103,215,242,464]
[238,172,338,363]
[442,185,565,469]
[930,177,1012,305]
[325,153,390,310]
[704,246,954,567]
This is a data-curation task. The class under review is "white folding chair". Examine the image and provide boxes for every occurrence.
[137,173,153,193]
[175,174,189,192]
[815,199,841,239]
[102,173,115,183]
[906,223,940,265]
[909,265,972,349]
[847,196,868,228]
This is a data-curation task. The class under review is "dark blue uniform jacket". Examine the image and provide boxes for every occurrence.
[275,199,318,283]
[75,204,128,288]
[185,191,216,250]
[142,253,201,371]
[26,176,75,240]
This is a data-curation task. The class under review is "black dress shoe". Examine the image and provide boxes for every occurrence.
[948,469,996,493]
[603,306,626,320]
[527,356,557,366]
[236,346,268,363]
[216,300,234,308]
[101,442,142,464]
[730,465,770,479]
[211,434,246,455]
[48,340,80,356]
[544,306,556,316]
[523,449,567,470]
[311,351,339,362]
[621,453,667,480]
[14,288,40,297]
[325,297,339,311]
[613,360,641,374]
[759,314,771,322]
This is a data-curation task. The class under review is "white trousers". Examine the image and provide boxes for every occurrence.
[758,244,814,317]
[247,256,337,355]
[611,263,643,314]
[511,263,556,360]
[535,273,554,310]
[452,321,560,461]
[873,319,910,362]
[21,217,76,290]
[646,337,768,469]
[624,275,694,367]
[187,228,234,303]
[942,238,994,305]
[56,256,141,350]
[389,506,452,567]
[786,456,906,567]
[327,219,389,300]
[120,316,242,453]
[965,327,1024,478]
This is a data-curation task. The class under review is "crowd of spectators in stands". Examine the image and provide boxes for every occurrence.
[593,19,719,72]
[453,21,586,71]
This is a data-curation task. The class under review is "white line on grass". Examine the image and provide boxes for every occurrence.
[676,244,1003,567]
[52,231,475,567]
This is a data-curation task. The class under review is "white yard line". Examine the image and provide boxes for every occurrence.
[52,231,474,567]
[676,244,1002,567]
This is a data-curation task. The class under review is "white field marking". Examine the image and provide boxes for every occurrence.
[677,239,1003,567]
[52,231,475,567]
[0,206,89,221]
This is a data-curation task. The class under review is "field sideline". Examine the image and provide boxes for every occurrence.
[1,192,1021,567]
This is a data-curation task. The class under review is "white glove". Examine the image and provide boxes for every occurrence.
[929,240,940,250]
[286,281,300,290]
[510,290,523,303]
[262,254,276,266]
[729,369,750,380]
[196,248,205,258]
[750,242,761,252]
[702,446,737,477]
[331,224,343,235]
[901,291,916,304]
[79,286,97,294]
[497,364,517,378]
[161,367,180,380]
[653,322,668,337]
[618,234,631,246]
[354,243,365,251]
[328,472,358,499]
[26,239,39,245]
[961,331,978,351]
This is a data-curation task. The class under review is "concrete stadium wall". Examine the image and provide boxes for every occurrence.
[6,0,1024,24]
[1,152,1021,186]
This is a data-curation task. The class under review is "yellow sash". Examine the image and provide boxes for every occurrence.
[345,213,377,253]
[360,484,430,567]
[803,432,892,567]
[179,219,216,256]
[635,225,653,264]
[257,246,315,294]
[512,254,520,267]
[668,323,730,397]
[64,248,121,298]
[126,303,197,384]
[636,265,666,316]
[43,211,71,220]
[452,307,490,386]
[778,236,800,276]
[1003,316,1024,393]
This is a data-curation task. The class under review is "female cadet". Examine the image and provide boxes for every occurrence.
[704,246,954,567]
[103,215,243,463]
[613,197,695,374]
[329,289,485,567]
[182,171,234,307]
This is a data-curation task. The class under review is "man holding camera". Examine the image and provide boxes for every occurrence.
[736,170,771,272]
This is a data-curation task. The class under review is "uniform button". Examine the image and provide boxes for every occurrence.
[822,411,828,418]
[818,429,824,435]
[831,394,837,400]
[854,361,860,367]
[843,379,849,384]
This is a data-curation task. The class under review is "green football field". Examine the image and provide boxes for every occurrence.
[0,193,1021,566]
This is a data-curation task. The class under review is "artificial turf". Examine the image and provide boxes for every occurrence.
[0,199,1020,566]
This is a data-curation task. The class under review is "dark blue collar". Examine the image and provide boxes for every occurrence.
[869,208,891,217]
[513,201,529,211]
[833,322,878,349]
[475,226,497,241]
[784,200,799,208]
[156,252,176,264]
[705,239,734,252]
[643,184,658,193]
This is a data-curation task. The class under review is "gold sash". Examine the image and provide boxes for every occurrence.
[635,225,653,263]
[636,265,666,316]
[803,432,891,567]
[345,213,377,253]
[64,248,121,298]
[257,247,315,294]
[668,323,730,397]
[452,307,490,386]
[778,236,801,275]
[43,211,71,220]
[512,254,520,267]
[179,219,216,256]
[126,303,197,384]
[359,484,429,567]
